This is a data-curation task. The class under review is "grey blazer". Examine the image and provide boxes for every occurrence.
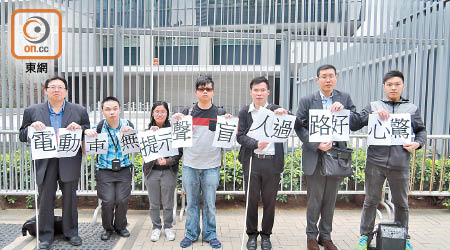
[294,90,359,176]
[19,101,90,185]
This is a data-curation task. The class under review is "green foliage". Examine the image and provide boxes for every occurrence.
[443,199,450,210]
[410,150,450,191]
[2,146,450,208]
[26,195,35,209]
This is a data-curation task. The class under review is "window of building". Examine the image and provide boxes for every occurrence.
[213,38,261,65]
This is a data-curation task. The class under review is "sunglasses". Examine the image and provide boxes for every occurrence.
[197,87,214,92]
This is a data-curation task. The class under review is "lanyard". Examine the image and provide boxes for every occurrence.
[106,126,119,155]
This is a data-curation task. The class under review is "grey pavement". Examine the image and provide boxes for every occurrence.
[1,208,450,250]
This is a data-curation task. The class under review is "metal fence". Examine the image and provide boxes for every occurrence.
[1,130,449,197]
[1,0,449,135]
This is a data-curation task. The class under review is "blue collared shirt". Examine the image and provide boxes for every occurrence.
[48,100,66,132]
[319,90,333,110]
[95,119,133,170]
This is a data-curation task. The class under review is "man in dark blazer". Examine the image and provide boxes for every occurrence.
[19,76,90,250]
[237,76,288,250]
[295,65,359,250]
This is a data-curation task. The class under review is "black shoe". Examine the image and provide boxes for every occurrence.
[246,234,258,250]
[261,235,272,250]
[67,235,82,246]
[116,228,130,237]
[101,230,113,241]
[39,241,52,250]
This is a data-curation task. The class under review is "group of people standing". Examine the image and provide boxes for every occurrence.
[19,64,426,250]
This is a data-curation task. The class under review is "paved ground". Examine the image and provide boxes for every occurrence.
[1,208,450,250]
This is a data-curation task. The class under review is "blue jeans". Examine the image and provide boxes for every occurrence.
[182,166,220,241]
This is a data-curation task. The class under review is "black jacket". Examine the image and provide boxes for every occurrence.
[354,98,427,170]
[236,104,285,175]
[294,90,359,175]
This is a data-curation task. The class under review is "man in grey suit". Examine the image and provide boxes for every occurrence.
[295,65,359,250]
[19,76,90,250]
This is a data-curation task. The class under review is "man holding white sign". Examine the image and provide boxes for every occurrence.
[19,76,90,249]
[237,76,289,250]
[295,65,359,250]
[172,76,229,249]
[354,71,426,250]
[84,97,134,241]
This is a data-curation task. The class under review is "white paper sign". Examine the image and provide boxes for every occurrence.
[28,127,58,160]
[367,113,412,145]
[246,107,275,142]
[138,127,179,163]
[118,130,140,154]
[270,114,296,142]
[57,128,83,158]
[309,109,350,142]
[212,116,239,148]
[330,109,351,142]
[84,133,109,155]
[171,115,193,148]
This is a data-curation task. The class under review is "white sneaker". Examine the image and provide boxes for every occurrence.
[164,228,176,241]
[150,228,161,242]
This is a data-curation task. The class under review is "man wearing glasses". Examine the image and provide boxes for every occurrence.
[172,75,230,248]
[294,65,359,250]
[19,76,90,250]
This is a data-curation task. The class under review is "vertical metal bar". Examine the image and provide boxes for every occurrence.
[429,139,437,191]
[419,139,427,191]
[410,149,417,191]
[438,139,447,192]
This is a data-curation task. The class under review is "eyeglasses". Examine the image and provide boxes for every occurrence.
[197,87,214,92]
[318,75,336,81]
[46,86,66,90]
[153,111,167,115]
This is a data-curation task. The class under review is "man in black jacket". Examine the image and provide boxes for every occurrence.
[19,76,90,249]
[237,76,288,250]
[295,65,360,250]
[354,71,426,250]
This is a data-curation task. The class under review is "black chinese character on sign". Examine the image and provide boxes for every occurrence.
[272,119,293,138]
[140,135,158,157]
[36,63,48,73]
[217,122,237,142]
[121,132,139,150]
[32,131,56,151]
[86,138,107,152]
[369,119,391,139]
[391,118,410,139]
[157,132,173,151]
[25,63,36,73]
[173,121,191,141]
[310,115,331,136]
[249,115,271,137]
[332,115,349,135]
[58,133,81,152]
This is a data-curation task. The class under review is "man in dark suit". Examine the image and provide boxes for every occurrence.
[237,76,288,250]
[295,65,359,250]
[19,76,90,250]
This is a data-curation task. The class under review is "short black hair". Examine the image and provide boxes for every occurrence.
[383,70,404,84]
[316,64,337,77]
[44,76,68,89]
[250,76,270,90]
[195,75,214,90]
[101,96,121,109]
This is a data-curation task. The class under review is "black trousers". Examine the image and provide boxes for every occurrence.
[244,157,281,237]
[96,167,132,231]
[38,159,79,242]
